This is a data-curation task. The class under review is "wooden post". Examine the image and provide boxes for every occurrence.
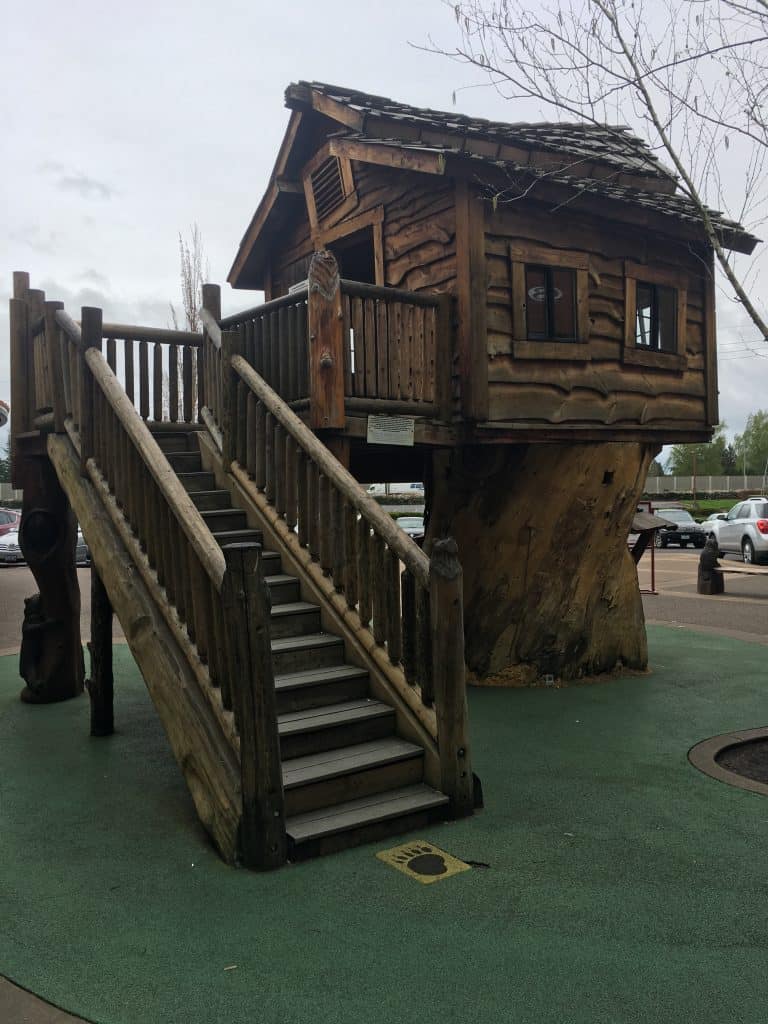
[80,307,102,475]
[201,283,221,418]
[307,250,345,429]
[87,565,114,736]
[26,289,46,420]
[429,537,474,817]
[435,293,454,422]
[44,300,67,433]
[221,543,287,870]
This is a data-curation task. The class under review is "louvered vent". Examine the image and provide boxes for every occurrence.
[310,157,346,221]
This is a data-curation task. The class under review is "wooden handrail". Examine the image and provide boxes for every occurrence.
[85,347,226,589]
[219,286,308,328]
[101,323,202,345]
[55,309,83,344]
[231,352,430,589]
[340,278,442,307]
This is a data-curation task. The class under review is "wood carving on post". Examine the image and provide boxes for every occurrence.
[18,460,84,704]
[307,250,345,430]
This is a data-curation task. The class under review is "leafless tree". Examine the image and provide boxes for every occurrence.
[169,224,209,332]
[432,0,768,341]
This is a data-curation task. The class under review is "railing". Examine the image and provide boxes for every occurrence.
[201,251,452,433]
[226,344,473,815]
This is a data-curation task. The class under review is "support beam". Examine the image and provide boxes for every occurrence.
[87,565,114,736]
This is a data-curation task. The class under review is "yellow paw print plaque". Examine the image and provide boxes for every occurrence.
[376,840,471,884]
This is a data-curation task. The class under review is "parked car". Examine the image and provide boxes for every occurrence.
[707,497,768,564]
[0,528,90,566]
[0,509,21,537]
[396,516,425,541]
[653,508,707,549]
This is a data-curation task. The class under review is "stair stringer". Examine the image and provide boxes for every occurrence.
[47,433,243,862]
[196,431,443,793]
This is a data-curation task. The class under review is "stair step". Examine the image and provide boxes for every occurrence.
[200,508,249,533]
[271,632,345,674]
[166,451,203,472]
[266,574,301,606]
[278,699,395,759]
[212,528,263,547]
[191,490,234,511]
[286,784,450,859]
[177,471,217,492]
[270,601,321,639]
[275,663,370,712]
[152,432,197,453]
[282,737,424,816]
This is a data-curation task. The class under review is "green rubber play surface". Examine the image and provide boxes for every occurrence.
[1,626,766,1024]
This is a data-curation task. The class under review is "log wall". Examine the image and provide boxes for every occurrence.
[483,200,713,435]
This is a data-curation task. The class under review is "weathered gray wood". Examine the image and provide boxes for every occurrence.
[307,251,345,428]
[88,564,114,736]
[222,544,287,870]
[429,538,473,817]
[101,323,202,345]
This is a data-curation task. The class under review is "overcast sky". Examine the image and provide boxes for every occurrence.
[2,0,766,454]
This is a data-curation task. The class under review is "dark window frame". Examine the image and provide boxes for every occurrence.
[624,261,687,370]
[509,242,590,361]
[524,264,578,342]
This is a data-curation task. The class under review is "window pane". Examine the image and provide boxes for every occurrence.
[525,266,548,338]
[635,284,653,347]
[551,268,576,340]
[657,285,677,352]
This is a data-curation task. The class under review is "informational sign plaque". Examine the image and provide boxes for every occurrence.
[366,414,415,447]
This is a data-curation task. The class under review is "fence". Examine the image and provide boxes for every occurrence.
[644,475,767,495]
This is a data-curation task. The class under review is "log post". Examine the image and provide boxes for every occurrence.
[429,537,474,818]
[221,543,287,870]
[26,289,46,420]
[80,307,102,475]
[202,283,221,419]
[44,300,67,433]
[307,251,345,429]
[87,565,114,735]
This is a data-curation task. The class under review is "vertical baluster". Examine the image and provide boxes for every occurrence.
[61,330,72,420]
[297,449,309,548]
[371,534,387,644]
[364,298,376,397]
[401,570,416,684]
[344,501,358,609]
[278,306,288,397]
[332,490,345,591]
[424,304,437,404]
[402,303,415,400]
[376,301,388,398]
[357,517,372,627]
[413,308,425,402]
[263,312,272,387]
[415,584,433,705]
[270,311,280,392]
[254,402,266,490]
[186,545,202,647]
[139,340,149,419]
[385,547,402,664]
[169,344,179,422]
[106,337,117,372]
[274,424,285,517]
[245,391,257,477]
[351,297,366,397]
[308,461,320,561]
[236,379,248,467]
[342,294,353,396]
[183,345,193,422]
[318,475,332,574]
[264,412,275,504]
[124,339,135,407]
[299,301,309,398]
[211,588,232,710]
[389,302,401,400]
[153,341,163,420]
[286,303,297,402]
[284,435,298,531]
[253,317,264,379]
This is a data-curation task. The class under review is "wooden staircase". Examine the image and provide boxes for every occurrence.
[160,429,449,860]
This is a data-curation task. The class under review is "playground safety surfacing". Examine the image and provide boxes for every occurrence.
[1,625,767,1024]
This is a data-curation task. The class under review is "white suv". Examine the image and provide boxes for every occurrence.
[709,498,768,564]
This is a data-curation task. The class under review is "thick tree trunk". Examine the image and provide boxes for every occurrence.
[18,454,84,704]
[426,442,656,685]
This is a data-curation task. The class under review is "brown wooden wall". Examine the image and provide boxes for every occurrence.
[483,200,715,437]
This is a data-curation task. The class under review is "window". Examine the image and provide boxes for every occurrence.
[509,243,590,360]
[524,266,577,341]
[303,146,357,231]
[624,261,687,369]
[634,282,677,352]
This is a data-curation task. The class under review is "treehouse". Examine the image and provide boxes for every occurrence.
[8,81,758,868]
[226,80,758,683]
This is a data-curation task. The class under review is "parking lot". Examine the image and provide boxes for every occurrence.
[638,546,768,645]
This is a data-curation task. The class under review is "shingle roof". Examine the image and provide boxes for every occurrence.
[292,80,675,181]
[334,132,758,248]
